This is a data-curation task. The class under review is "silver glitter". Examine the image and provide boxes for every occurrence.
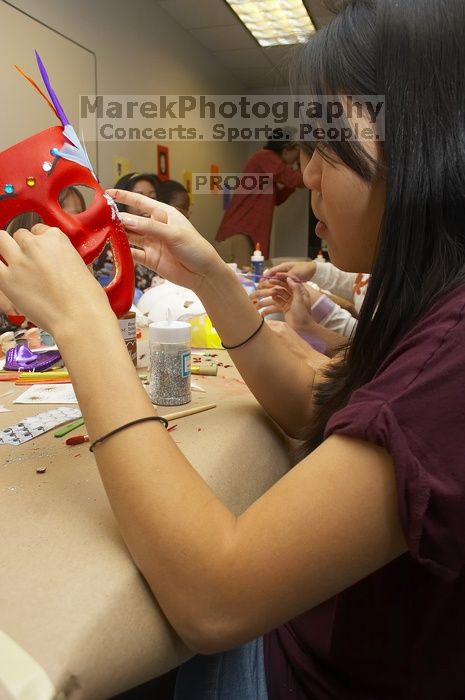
[150,344,191,406]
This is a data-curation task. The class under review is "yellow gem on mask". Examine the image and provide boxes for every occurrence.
[26,176,36,187]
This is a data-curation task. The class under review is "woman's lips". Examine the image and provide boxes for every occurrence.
[315,220,328,237]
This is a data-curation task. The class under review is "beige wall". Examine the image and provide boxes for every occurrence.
[5,0,250,241]
[3,0,310,253]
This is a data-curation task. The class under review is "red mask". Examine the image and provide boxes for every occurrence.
[0,53,134,319]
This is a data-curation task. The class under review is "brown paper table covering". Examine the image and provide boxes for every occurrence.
[0,351,294,699]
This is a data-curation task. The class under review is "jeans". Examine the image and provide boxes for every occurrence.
[174,637,269,700]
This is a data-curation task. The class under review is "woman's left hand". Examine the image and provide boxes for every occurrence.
[0,286,19,317]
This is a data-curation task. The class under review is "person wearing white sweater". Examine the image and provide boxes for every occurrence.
[260,260,369,339]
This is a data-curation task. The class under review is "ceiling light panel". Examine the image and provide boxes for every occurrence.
[225,0,315,47]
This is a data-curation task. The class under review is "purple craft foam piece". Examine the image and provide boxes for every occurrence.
[311,294,335,324]
[4,345,62,372]
[35,50,69,126]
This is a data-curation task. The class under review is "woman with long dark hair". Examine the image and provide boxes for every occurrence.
[1,1,464,698]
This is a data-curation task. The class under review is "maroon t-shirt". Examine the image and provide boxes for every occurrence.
[215,149,304,259]
[264,284,465,699]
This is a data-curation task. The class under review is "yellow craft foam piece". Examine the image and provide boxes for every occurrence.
[187,314,222,349]
[0,630,55,700]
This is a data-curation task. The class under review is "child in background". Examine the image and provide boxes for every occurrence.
[159,179,191,219]
[266,258,369,316]
[252,260,368,344]
[59,186,86,215]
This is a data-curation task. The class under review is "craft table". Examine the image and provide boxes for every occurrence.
[0,351,295,699]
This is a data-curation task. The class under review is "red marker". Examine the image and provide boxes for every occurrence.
[65,435,89,446]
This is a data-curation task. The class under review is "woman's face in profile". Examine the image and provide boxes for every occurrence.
[301,135,385,274]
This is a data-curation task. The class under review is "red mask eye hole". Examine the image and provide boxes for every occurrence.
[93,242,116,288]
[5,211,43,235]
[58,185,95,215]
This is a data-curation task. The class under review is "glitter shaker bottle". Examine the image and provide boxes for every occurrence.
[149,320,191,406]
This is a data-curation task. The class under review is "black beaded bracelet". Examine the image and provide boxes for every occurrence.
[221,315,265,350]
[89,415,169,452]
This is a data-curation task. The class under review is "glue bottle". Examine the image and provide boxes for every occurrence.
[251,243,264,280]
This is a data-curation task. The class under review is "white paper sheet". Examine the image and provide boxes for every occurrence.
[0,407,82,445]
[13,384,78,404]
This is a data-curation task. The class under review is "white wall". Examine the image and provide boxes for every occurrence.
[4,0,250,241]
[3,0,310,253]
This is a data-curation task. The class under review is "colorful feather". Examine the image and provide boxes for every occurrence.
[16,51,97,178]
[34,49,69,126]
[58,124,96,178]
[14,64,58,118]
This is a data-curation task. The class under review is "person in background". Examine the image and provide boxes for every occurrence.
[2,1,465,698]
[252,277,355,355]
[215,130,305,268]
[266,259,369,317]
[159,179,191,219]
[115,172,161,215]
[59,186,86,215]
[251,260,369,344]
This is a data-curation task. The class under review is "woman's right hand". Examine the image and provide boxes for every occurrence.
[108,189,224,294]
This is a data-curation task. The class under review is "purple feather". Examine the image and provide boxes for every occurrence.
[35,50,69,126]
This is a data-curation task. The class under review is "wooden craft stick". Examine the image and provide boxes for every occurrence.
[162,403,216,422]
[19,370,70,380]
[15,380,71,386]
[0,373,19,382]
[191,365,217,376]
[54,417,84,437]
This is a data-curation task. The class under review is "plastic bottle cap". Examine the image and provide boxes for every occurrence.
[251,243,264,262]
[149,320,191,343]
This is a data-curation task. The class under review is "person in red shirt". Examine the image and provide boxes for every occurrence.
[215,134,304,267]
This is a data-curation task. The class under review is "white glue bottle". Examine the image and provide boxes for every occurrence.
[251,243,265,281]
